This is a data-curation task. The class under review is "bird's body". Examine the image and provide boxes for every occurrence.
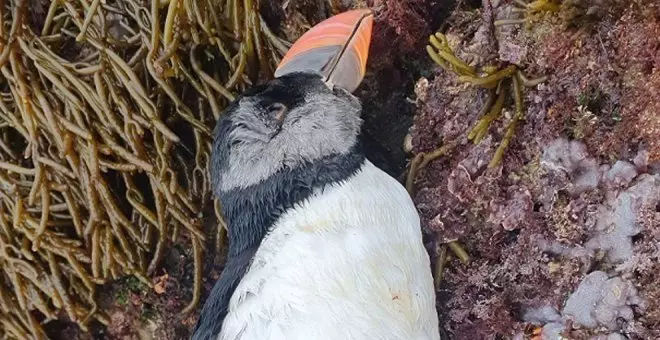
[219,160,439,340]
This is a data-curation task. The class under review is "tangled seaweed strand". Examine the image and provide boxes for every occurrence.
[404,141,470,282]
[426,32,546,168]
[494,0,561,27]
[0,0,287,337]
[417,29,546,284]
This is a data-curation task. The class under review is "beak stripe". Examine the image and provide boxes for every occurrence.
[275,9,374,93]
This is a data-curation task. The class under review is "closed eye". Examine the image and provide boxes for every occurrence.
[267,103,288,122]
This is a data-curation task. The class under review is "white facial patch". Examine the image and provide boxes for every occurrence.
[218,91,362,192]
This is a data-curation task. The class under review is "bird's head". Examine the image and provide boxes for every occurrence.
[211,72,362,192]
[211,9,374,193]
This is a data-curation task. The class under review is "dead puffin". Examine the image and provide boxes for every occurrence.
[192,9,440,340]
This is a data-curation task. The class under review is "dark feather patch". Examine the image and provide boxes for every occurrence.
[192,143,365,339]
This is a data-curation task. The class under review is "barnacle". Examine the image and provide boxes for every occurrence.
[0,0,285,337]
[426,32,546,168]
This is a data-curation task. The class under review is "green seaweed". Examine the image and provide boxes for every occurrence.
[494,0,561,28]
[426,32,546,168]
[414,25,546,284]
[115,289,129,307]
[140,304,157,323]
[404,140,471,276]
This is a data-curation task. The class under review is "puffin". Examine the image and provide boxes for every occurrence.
[192,9,440,340]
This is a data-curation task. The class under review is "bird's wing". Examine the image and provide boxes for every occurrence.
[191,246,257,340]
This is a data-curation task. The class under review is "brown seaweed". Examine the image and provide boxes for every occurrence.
[0,0,284,337]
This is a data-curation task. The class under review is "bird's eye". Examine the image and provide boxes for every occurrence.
[267,103,288,122]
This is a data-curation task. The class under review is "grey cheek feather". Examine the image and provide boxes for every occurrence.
[218,93,362,192]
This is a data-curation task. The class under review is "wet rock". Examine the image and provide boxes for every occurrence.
[488,187,533,231]
[522,305,562,325]
[603,161,638,189]
[589,333,627,340]
[541,138,601,196]
[586,174,660,262]
[563,271,641,330]
[633,149,649,172]
[540,322,566,339]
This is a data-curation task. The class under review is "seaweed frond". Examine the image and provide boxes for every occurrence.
[425,32,546,168]
[0,0,287,336]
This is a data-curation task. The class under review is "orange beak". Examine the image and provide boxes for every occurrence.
[274,9,374,93]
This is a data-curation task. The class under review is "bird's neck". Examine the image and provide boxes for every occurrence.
[218,142,365,258]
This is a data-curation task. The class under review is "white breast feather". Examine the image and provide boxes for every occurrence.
[219,161,440,340]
